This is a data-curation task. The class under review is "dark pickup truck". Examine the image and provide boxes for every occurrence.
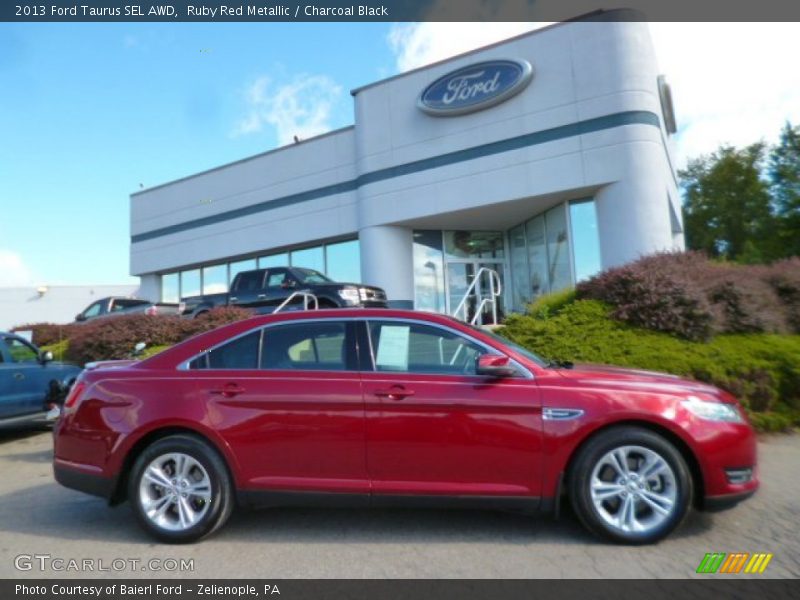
[75,296,183,323]
[181,267,388,318]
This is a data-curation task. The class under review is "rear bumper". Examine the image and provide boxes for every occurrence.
[53,462,115,501]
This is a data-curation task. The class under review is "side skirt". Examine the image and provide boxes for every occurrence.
[237,490,543,515]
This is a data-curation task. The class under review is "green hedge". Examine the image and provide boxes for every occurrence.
[498,299,800,432]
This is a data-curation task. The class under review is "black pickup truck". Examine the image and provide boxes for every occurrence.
[181,267,388,318]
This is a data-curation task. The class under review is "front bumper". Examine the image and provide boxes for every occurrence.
[704,488,757,512]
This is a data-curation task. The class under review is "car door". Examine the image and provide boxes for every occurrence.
[229,270,267,310]
[189,320,368,495]
[361,319,543,498]
[262,268,295,309]
[0,335,45,417]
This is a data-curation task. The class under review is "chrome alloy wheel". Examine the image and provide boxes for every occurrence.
[138,452,212,532]
[589,445,678,534]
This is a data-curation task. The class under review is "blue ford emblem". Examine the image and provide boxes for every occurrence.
[418,59,533,117]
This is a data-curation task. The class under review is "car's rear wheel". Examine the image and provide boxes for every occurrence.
[128,435,233,543]
[568,427,692,544]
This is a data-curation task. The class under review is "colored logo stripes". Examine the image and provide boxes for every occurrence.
[696,552,773,574]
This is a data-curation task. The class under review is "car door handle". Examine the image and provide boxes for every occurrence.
[209,384,246,398]
[373,386,415,401]
[13,372,25,381]
[257,294,266,299]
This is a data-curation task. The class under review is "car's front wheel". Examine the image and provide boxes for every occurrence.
[128,435,233,543]
[568,427,692,544]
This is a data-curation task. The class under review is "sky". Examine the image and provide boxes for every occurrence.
[1,21,799,287]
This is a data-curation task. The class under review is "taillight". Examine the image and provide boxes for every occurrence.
[64,381,86,409]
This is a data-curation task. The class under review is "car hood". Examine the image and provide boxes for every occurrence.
[554,363,721,395]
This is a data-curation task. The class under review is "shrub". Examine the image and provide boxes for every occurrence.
[576,251,800,340]
[11,322,73,347]
[498,299,800,431]
[66,307,253,365]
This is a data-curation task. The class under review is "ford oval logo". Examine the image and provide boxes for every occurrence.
[418,59,533,117]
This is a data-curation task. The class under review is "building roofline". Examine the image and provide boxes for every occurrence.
[131,125,356,198]
[350,9,643,96]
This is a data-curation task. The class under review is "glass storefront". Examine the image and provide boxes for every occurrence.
[411,199,601,316]
[161,239,361,301]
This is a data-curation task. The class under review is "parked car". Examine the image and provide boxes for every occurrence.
[0,332,81,427]
[75,296,183,323]
[53,309,757,544]
[181,267,387,318]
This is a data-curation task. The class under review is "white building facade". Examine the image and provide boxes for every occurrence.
[130,18,682,319]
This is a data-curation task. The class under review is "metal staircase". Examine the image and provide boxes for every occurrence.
[451,267,502,326]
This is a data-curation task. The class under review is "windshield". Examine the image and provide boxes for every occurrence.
[293,268,333,284]
[467,323,548,367]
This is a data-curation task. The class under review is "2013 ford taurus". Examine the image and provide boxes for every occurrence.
[53,309,758,544]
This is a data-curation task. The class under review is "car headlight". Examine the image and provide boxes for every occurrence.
[682,395,744,423]
[337,288,360,302]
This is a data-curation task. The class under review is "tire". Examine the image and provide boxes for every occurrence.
[568,426,692,544]
[128,434,234,543]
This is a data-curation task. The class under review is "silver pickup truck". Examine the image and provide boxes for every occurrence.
[74,297,184,323]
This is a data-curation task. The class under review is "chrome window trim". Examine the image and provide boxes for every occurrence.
[177,316,533,379]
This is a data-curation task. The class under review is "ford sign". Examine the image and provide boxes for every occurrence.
[417,59,533,117]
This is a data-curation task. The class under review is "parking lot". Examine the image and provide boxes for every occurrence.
[0,428,797,579]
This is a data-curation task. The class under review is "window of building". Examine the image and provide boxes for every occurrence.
[180,269,201,299]
[570,200,602,282]
[545,204,571,293]
[161,273,179,303]
[444,231,504,260]
[290,246,324,272]
[205,331,261,370]
[202,264,228,294]
[229,259,257,285]
[367,321,483,376]
[509,225,530,310]
[258,253,289,269]
[325,240,361,283]
[261,322,349,371]
[412,231,445,313]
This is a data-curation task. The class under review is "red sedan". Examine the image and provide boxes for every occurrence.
[53,309,757,544]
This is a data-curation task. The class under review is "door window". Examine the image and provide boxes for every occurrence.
[261,322,350,371]
[265,269,290,288]
[234,270,265,293]
[367,321,483,376]
[4,337,39,363]
[204,331,261,370]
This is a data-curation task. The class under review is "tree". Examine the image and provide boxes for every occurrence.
[680,144,775,262]
[769,122,800,258]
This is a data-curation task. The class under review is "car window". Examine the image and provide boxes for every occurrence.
[83,301,103,318]
[4,337,39,364]
[265,269,289,289]
[112,299,146,311]
[367,321,483,375]
[261,322,350,371]
[234,270,265,293]
[204,331,261,370]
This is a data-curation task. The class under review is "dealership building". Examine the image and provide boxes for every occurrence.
[130,16,682,319]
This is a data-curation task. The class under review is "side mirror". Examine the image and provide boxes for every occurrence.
[40,350,54,364]
[75,313,86,322]
[476,354,517,378]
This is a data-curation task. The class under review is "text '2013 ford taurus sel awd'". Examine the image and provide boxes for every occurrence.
[53,309,758,544]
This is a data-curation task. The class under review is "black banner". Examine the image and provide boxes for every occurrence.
[4,580,800,600]
[3,0,800,23]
